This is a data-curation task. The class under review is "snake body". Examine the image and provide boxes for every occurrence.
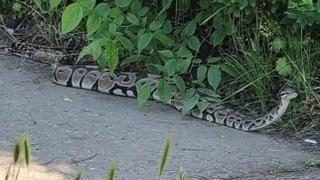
[8,41,298,131]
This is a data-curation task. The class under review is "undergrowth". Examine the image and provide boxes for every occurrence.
[0,0,319,134]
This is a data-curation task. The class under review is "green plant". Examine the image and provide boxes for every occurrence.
[5,134,30,180]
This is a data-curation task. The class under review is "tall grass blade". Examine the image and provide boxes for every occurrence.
[157,136,172,180]
[107,162,116,180]
[73,171,82,180]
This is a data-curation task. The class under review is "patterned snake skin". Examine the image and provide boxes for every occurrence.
[8,41,298,131]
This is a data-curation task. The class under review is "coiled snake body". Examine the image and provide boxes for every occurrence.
[8,42,298,131]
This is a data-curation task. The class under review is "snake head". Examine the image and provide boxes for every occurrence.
[280,88,298,101]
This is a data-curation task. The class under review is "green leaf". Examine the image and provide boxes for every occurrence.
[239,0,248,10]
[197,101,209,112]
[275,57,292,76]
[157,80,171,104]
[158,50,174,58]
[197,65,207,82]
[77,0,96,16]
[86,13,102,35]
[162,20,172,34]
[182,93,200,114]
[109,22,117,34]
[149,21,163,31]
[174,75,186,93]
[61,3,83,34]
[127,13,139,25]
[154,31,174,45]
[210,29,226,46]
[207,66,221,91]
[177,47,192,58]
[138,32,153,50]
[94,3,110,17]
[117,36,133,50]
[114,15,124,26]
[115,0,132,8]
[137,81,151,109]
[77,39,104,63]
[184,20,197,36]
[49,0,61,11]
[164,59,177,76]
[130,0,142,14]
[178,57,192,74]
[187,36,200,51]
[105,40,119,72]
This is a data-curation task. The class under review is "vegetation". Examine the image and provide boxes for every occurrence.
[0,0,319,134]
[5,135,185,180]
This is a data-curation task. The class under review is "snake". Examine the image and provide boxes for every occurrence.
[6,40,298,131]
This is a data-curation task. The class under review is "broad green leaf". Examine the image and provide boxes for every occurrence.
[158,50,174,58]
[109,23,117,34]
[149,21,163,31]
[137,81,151,109]
[207,57,221,63]
[86,13,102,35]
[184,20,197,36]
[127,13,139,25]
[138,6,149,16]
[197,101,209,112]
[77,0,95,16]
[138,32,153,50]
[105,40,119,72]
[49,0,61,11]
[61,3,83,34]
[178,57,192,74]
[94,3,110,17]
[115,0,132,8]
[164,59,177,76]
[154,31,174,45]
[130,0,142,14]
[114,15,124,26]
[174,75,186,93]
[207,66,221,91]
[77,39,104,63]
[177,47,192,58]
[157,80,171,104]
[275,57,292,76]
[109,7,121,18]
[197,65,207,82]
[182,93,200,114]
[187,36,200,51]
[210,29,226,46]
[162,20,172,34]
[117,36,133,50]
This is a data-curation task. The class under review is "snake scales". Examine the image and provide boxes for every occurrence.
[8,41,298,131]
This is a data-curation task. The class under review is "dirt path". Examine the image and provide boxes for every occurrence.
[0,54,319,179]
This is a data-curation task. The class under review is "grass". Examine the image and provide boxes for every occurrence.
[4,134,185,180]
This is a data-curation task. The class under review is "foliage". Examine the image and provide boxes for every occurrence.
[1,0,320,133]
